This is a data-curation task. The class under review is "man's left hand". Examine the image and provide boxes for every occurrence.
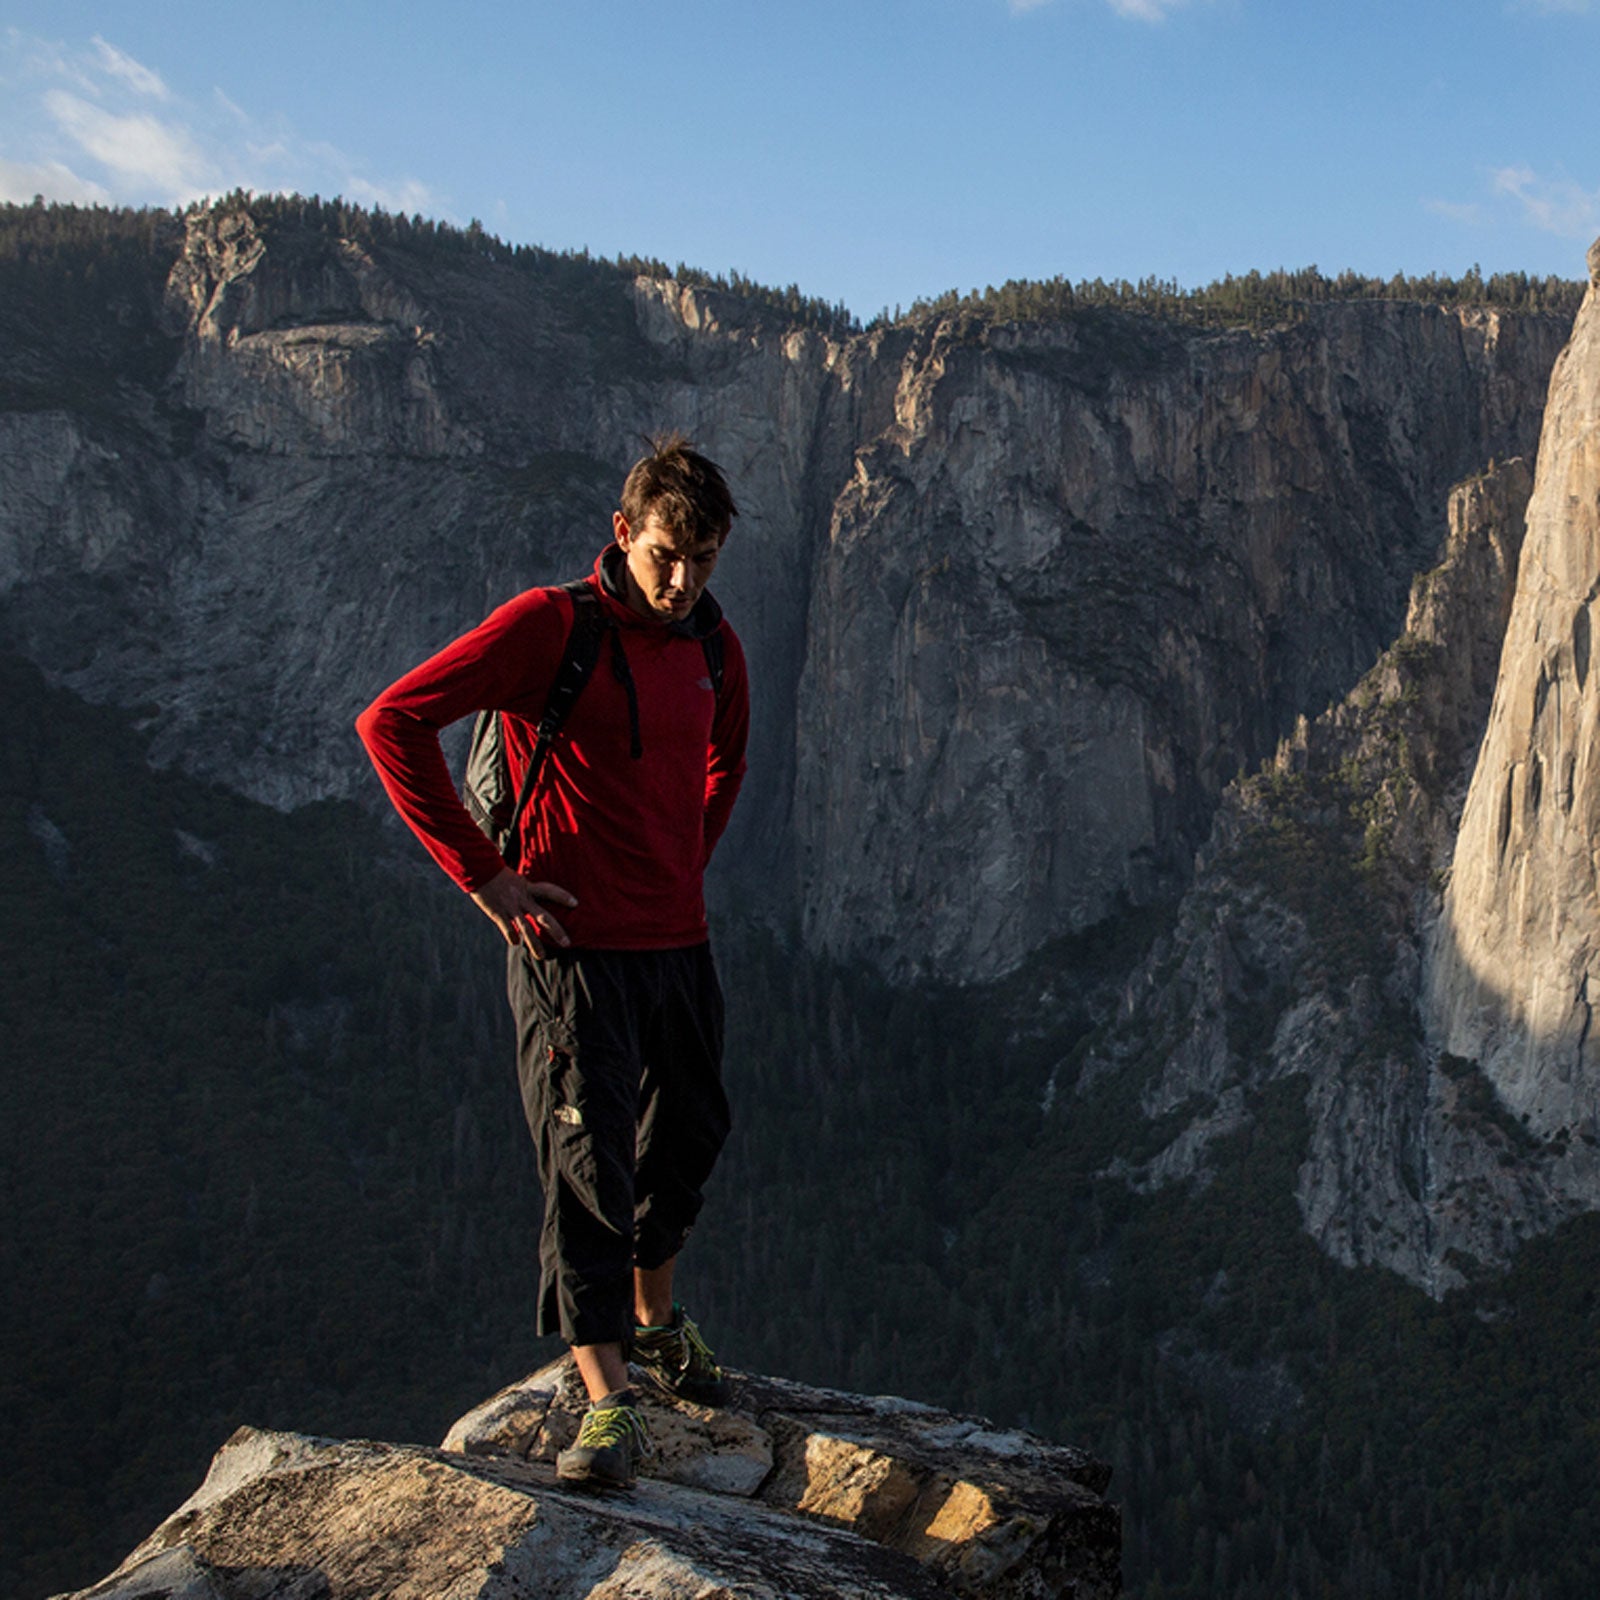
[470,868,578,956]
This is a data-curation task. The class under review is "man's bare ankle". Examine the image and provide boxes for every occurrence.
[572,1340,631,1404]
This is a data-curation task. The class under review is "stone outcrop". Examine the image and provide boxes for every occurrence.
[61,1360,1120,1600]
[161,208,478,460]
[1424,242,1600,1149]
[0,202,1572,980]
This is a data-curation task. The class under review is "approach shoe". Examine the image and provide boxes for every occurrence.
[631,1305,731,1405]
[555,1389,653,1489]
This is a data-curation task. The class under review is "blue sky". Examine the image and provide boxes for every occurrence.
[1,0,1596,319]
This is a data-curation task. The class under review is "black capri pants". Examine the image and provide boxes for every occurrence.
[507,941,730,1348]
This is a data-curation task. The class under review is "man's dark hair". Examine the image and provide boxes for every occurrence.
[621,435,738,546]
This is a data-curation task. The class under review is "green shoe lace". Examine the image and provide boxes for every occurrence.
[674,1314,722,1384]
[635,1308,723,1385]
[573,1400,651,1456]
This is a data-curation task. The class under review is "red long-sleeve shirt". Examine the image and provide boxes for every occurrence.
[356,552,749,950]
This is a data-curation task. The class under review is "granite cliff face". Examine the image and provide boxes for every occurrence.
[0,203,1569,986]
[797,305,1555,978]
[0,207,848,847]
[1423,242,1600,1150]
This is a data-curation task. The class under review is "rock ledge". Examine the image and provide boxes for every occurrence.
[63,1359,1120,1600]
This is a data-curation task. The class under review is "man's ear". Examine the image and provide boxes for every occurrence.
[612,510,632,549]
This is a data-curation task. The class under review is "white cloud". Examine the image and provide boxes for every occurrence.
[4,30,97,97]
[1491,165,1600,238]
[1424,198,1484,226]
[1,31,442,218]
[0,154,108,204]
[212,87,250,124]
[345,174,439,215]
[245,139,293,166]
[1008,0,1191,15]
[90,36,168,100]
[44,89,213,198]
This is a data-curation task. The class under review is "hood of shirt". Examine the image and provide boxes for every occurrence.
[595,544,725,640]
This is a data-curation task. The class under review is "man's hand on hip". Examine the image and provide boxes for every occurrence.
[471,868,577,956]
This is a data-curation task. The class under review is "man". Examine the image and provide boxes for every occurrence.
[357,437,748,1489]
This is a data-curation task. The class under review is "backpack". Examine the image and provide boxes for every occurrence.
[462,577,725,868]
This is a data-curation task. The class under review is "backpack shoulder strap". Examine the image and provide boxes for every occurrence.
[537,581,607,737]
[499,579,610,864]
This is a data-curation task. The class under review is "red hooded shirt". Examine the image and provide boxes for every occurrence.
[356,549,748,949]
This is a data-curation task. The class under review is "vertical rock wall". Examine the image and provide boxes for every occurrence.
[1425,242,1600,1145]
[798,307,1565,980]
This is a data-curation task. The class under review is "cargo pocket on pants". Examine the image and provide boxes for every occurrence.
[543,1044,599,1195]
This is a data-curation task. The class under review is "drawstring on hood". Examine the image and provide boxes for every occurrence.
[609,629,643,759]
[595,543,724,763]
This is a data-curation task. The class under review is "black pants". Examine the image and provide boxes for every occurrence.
[507,942,730,1347]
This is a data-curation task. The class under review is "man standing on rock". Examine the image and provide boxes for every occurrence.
[357,437,748,1489]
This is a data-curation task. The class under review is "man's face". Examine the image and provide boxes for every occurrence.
[612,510,722,622]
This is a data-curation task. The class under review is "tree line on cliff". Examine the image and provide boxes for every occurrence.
[897,261,1584,330]
[1,194,1585,350]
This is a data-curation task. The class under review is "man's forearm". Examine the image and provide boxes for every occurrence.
[355,698,507,892]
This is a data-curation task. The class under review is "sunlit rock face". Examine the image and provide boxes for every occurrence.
[1425,240,1600,1145]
